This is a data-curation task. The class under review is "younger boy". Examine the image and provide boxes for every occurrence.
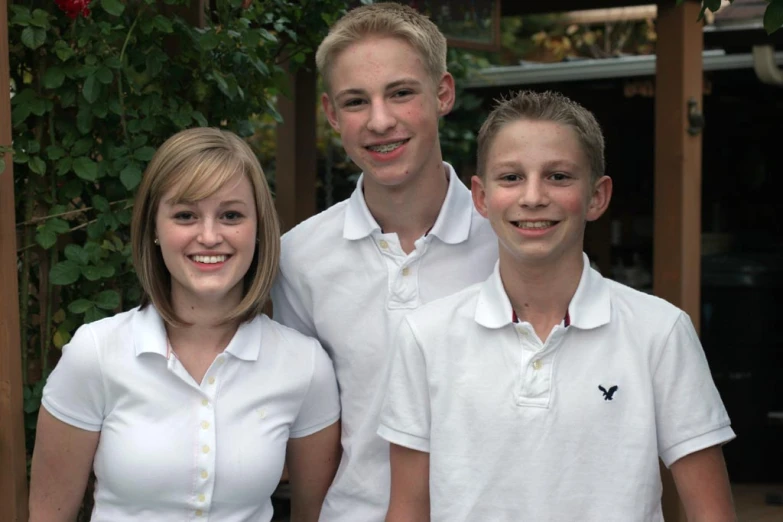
[379,90,736,521]
[271,4,497,521]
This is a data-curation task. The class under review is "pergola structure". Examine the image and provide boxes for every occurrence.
[0,0,716,520]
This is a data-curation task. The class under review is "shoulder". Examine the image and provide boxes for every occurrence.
[606,280,686,339]
[608,281,682,320]
[280,201,348,256]
[259,315,322,357]
[70,308,138,349]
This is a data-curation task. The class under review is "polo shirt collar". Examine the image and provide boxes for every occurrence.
[474,253,611,330]
[342,162,472,245]
[567,253,611,329]
[133,305,263,361]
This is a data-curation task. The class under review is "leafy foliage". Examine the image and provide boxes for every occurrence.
[8,0,347,494]
[681,0,783,35]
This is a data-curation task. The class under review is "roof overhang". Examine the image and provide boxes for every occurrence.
[463,50,783,88]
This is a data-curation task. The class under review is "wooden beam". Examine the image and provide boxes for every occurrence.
[0,0,31,518]
[275,57,318,232]
[654,1,704,521]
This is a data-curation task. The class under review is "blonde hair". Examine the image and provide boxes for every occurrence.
[477,90,605,183]
[130,127,280,327]
[316,2,447,92]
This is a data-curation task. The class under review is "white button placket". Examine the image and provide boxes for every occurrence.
[384,235,428,310]
[193,356,223,519]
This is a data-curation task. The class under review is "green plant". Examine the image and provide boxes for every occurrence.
[683,0,783,34]
[8,0,347,473]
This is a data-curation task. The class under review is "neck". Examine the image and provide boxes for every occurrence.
[499,250,584,341]
[168,290,242,354]
[363,162,449,253]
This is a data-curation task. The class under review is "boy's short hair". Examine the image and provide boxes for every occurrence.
[315,2,448,92]
[130,127,280,327]
[477,90,605,183]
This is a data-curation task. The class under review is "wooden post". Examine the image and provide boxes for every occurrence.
[654,1,703,520]
[275,57,318,232]
[0,0,31,519]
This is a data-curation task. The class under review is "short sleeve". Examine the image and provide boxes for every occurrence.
[289,339,340,438]
[271,252,317,339]
[654,312,735,467]
[41,324,105,432]
[377,318,431,453]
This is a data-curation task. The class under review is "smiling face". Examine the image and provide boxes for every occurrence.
[472,119,611,268]
[322,35,454,192]
[155,173,258,310]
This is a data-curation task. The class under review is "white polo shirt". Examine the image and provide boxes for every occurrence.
[271,163,498,522]
[42,305,340,522]
[379,255,735,522]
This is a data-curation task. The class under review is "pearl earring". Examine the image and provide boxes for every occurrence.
[154,238,160,245]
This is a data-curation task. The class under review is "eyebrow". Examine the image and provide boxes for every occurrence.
[164,199,250,207]
[489,159,582,172]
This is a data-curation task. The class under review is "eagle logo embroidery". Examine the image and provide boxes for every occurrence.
[598,385,618,400]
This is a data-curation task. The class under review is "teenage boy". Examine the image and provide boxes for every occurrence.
[379,90,737,522]
[270,3,498,521]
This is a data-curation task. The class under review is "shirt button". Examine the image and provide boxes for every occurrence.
[379,240,389,249]
[201,421,210,430]
[201,470,209,479]
[201,399,209,407]
[208,376,216,385]
[215,357,224,366]
[402,267,410,276]
[532,360,543,370]
[198,493,206,502]
[195,509,203,517]
[202,445,210,454]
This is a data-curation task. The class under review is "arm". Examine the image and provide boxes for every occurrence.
[386,443,430,522]
[670,445,736,522]
[286,421,341,522]
[29,407,100,522]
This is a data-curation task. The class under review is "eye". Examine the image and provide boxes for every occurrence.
[392,89,414,98]
[173,211,196,221]
[222,211,244,222]
[343,98,365,108]
[550,172,570,182]
[500,173,521,182]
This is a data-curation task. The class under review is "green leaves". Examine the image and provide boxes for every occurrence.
[50,260,82,285]
[120,164,143,190]
[101,0,126,17]
[21,26,46,50]
[73,157,99,181]
[43,67,66,89]
[765,1,783,35]
[83,75,102,103]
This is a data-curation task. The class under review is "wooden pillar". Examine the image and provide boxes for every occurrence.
[654,1,703,520]
[275,56,318,232]
[0,0,30,519]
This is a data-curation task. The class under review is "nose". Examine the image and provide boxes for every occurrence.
[197,218,223,246]
[366,99,396,134]
[518,177,549,208]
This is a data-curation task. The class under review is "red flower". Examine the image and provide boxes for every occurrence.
[55,0,92,19]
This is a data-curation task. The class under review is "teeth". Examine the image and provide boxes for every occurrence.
[367,140,406,153]
[514,221,554,229]
[192,255,227,264]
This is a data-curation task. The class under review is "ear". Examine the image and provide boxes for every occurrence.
[436,72,456,117]
[471,175,489,218]
[586,175,613,222]
[322,92,340,132]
